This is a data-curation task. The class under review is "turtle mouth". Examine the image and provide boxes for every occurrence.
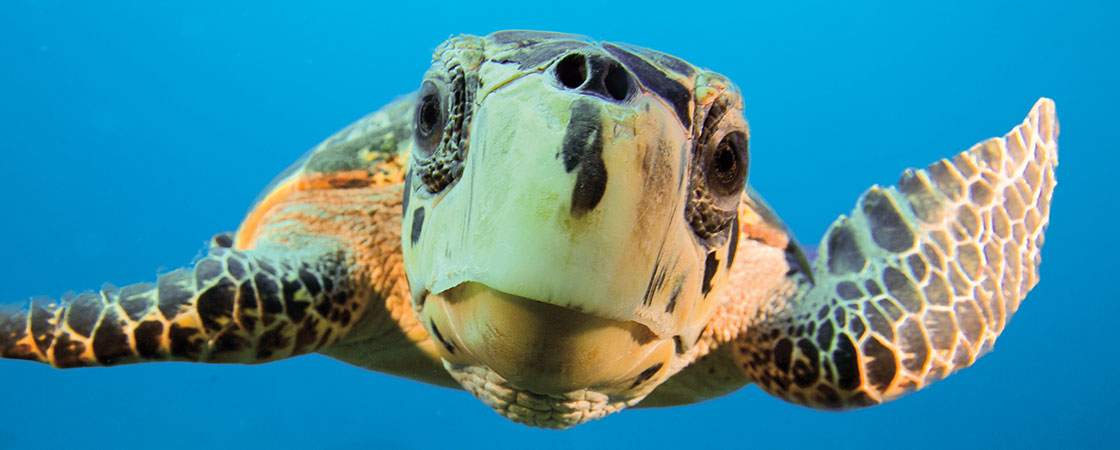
[419,282,675,397]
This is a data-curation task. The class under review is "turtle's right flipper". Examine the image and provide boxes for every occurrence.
[735,98,1058,408]
[0,245,357,367]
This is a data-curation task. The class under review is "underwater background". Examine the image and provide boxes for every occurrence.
[0,1,1115,448]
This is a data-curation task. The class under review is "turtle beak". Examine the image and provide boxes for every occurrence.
[403,70,707,339]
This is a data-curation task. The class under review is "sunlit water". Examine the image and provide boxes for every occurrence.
[0,1,1115,448]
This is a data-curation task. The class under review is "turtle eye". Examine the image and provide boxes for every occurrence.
[706,131,749,197]
[414,80,445,156]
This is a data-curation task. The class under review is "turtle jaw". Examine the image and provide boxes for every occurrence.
[419,282,676,399]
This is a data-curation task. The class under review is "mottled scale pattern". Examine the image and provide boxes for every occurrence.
[735,98,1057,408]
[445,361,636,430]
[0,244,356,367]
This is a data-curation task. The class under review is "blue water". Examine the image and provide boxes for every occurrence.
[0,1,1115,448]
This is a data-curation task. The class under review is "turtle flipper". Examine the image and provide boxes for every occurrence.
[737,98,1058,408]
[0,244,355,367]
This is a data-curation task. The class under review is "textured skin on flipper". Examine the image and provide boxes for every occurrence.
[642,188,804,407]
[0,28,1061,430]
[0,95,439,381]
[0,244,354,367]
[732,98,1058,408]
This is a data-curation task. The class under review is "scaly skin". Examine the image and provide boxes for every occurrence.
[0,97,452,387]
[0,30,1058,429]
[655,98,1057,408]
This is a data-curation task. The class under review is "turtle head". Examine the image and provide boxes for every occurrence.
[400,31,749,427]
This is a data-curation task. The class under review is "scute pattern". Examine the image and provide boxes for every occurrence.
[0,246,356,367]
[735,98,1057,408]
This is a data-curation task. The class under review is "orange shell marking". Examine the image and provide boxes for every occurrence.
[235,162,406,250]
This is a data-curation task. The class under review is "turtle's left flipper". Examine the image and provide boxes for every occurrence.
[0,243,356,367]
[737,98,1058,408]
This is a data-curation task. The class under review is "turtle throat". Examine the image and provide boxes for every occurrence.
[419,282,676,417]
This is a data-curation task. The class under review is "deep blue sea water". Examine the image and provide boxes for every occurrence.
[0,1,1116,449]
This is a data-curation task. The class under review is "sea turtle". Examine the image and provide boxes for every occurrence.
[0,30,1058,429]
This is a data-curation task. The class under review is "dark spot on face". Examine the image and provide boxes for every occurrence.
[701,251,719,296]
[197,278,236,332]
[630,362,664,388]
[133,321,163,359]
[157,269,195,320]
[65,293,102,338]
[602,43,693,130]
[561,99,608,217]
[726,216,739,269]
[862,336,897,394]
[168,323,202,359]
[664,278,684,313]
[429,319,455,354]
[673,335,684,354]
[410,207,425,246]
[92,308,131,366]
[50,333,86,368]
[401,170,412,213]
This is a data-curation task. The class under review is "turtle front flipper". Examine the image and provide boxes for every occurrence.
[736,98,1058,408]
[0,240,355,367]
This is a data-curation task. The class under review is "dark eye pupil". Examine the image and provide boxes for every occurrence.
[713,144,737,182]
[419,96,440,133]
[707,131,748,196]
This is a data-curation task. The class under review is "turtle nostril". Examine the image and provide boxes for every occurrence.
[556,53,588,89]
[603,62,631,101]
